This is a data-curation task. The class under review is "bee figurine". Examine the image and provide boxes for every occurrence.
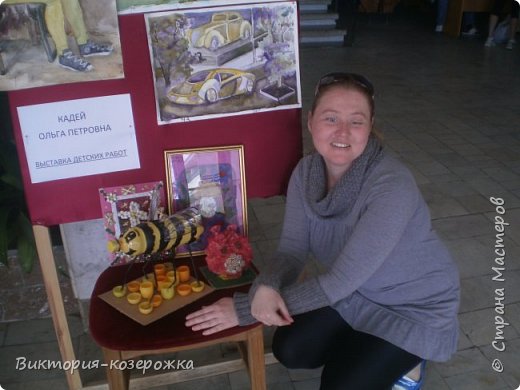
[107,207,204,258]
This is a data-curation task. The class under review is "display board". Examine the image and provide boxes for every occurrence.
[5,3,301,388]
[8,6,302,227]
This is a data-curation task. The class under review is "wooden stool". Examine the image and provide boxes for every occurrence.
[89,256,266,390]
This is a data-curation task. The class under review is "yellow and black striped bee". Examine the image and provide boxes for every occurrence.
[107,207,204,257]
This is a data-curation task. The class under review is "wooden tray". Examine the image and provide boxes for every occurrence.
[99,276,214,326]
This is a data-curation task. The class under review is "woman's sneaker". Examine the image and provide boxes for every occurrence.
[485,37,496,47]
[462,26,478,37]
[79,40,113,57]
[506,39,515,50]
[58,50,93,72]
[393,361,426,390]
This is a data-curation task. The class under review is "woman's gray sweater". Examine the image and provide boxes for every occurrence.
[233,151,460,362]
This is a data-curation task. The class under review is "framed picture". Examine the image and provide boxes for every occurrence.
[1,1,123,91]
[144,1,301,124]
[99,181,165,263]
[164,145,247,256]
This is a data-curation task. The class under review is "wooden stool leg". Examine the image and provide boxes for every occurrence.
[238,326,266,390]
[445,0,464,37]
[102,348,130,390]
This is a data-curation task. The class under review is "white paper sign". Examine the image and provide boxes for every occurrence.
[17,94,140,184]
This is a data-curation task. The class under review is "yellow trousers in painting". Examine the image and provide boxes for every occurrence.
[3,0,88,55]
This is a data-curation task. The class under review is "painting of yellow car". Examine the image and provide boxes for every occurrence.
[187,12,252,51]
[167,68,256,105]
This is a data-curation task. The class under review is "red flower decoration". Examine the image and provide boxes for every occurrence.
[205,224,253,277]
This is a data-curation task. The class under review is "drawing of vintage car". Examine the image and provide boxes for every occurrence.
[187,12,252,51]
[167,68,256,105]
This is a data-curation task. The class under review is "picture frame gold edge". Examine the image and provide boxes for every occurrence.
[163,144,248,257]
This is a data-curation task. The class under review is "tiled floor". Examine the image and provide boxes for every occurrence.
[1,8,520,390]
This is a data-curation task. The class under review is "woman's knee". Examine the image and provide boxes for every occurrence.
[272,308,349,369]
[272,328,301,368]
[272,327,322,369]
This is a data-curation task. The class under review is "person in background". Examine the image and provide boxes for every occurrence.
[3,0,112,71]
[435,0,478,35]
[185,72,460,389]
[334,0,361,46]
[484,0,518,49]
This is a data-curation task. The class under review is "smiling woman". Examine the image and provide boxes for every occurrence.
[306,73,379,189]
[308,88,372,188]
[185,72,461,390]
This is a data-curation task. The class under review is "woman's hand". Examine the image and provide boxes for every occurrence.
[185,297,238,335]
[251,285,293,326]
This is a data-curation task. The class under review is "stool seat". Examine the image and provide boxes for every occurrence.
[89,256,266,389]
